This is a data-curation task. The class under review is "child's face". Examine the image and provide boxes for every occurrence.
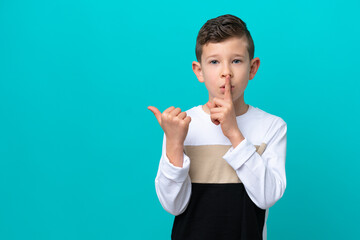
[193,37,259,104]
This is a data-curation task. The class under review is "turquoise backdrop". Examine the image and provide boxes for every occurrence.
[1,0,359,239]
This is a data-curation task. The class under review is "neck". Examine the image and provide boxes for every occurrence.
[233,95,249,116]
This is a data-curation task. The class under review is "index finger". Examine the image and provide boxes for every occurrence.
[224,75,232,100]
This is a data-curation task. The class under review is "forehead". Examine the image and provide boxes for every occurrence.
[202,37,249,59]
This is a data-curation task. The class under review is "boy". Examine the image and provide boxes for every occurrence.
[148,14,287,240]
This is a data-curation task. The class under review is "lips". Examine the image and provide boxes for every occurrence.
[220,82,234,87]
[220,85,235,89]
[220,86,234,94]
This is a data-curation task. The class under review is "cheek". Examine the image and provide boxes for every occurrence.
[203,73,216,85]
[236,81,249,95]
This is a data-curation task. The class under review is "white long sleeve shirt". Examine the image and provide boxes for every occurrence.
[155,104,287,240]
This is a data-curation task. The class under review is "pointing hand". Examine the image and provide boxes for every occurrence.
[148,106,191,146]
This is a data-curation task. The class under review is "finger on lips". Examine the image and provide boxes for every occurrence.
[206,76,233,127]
[224,76,232,99]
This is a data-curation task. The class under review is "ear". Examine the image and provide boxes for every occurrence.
[192,61,204,83]
[249,57,260,80]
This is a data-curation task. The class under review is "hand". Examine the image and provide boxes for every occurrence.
[148,106,191,144]
[207,76,244,146]
[148,106,191,167]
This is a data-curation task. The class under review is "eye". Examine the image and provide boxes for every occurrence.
[210,60,218,64]
[233,59,242,64]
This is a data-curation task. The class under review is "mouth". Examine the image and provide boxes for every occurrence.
[220,86,235,94]
[220,85,235,89]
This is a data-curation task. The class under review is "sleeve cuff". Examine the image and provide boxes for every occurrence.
[223,138,256,170]
[160,152,190,183]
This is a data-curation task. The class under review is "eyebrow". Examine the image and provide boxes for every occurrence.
[206,54,245,59]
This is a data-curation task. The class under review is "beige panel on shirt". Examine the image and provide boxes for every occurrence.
[184,143,267,184]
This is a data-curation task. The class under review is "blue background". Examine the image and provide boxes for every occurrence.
[1,0,359,239]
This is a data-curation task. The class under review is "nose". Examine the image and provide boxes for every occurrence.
[221,64,233,79]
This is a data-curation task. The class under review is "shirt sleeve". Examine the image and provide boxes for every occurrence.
[223,119,287,209]
[154,134,192,216]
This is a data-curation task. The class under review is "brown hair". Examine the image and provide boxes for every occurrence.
[195,14,255,63]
